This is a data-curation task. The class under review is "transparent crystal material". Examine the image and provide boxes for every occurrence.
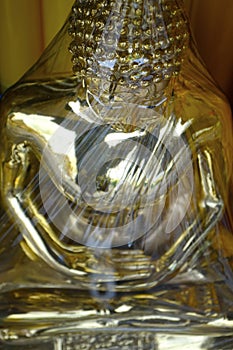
[0,0,233,349]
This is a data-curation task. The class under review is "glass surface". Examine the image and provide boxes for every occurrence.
[0,0,233,349]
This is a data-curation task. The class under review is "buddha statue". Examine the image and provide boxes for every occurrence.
[0,0,232,348]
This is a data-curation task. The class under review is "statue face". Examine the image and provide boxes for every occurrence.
[69,0,190,85]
